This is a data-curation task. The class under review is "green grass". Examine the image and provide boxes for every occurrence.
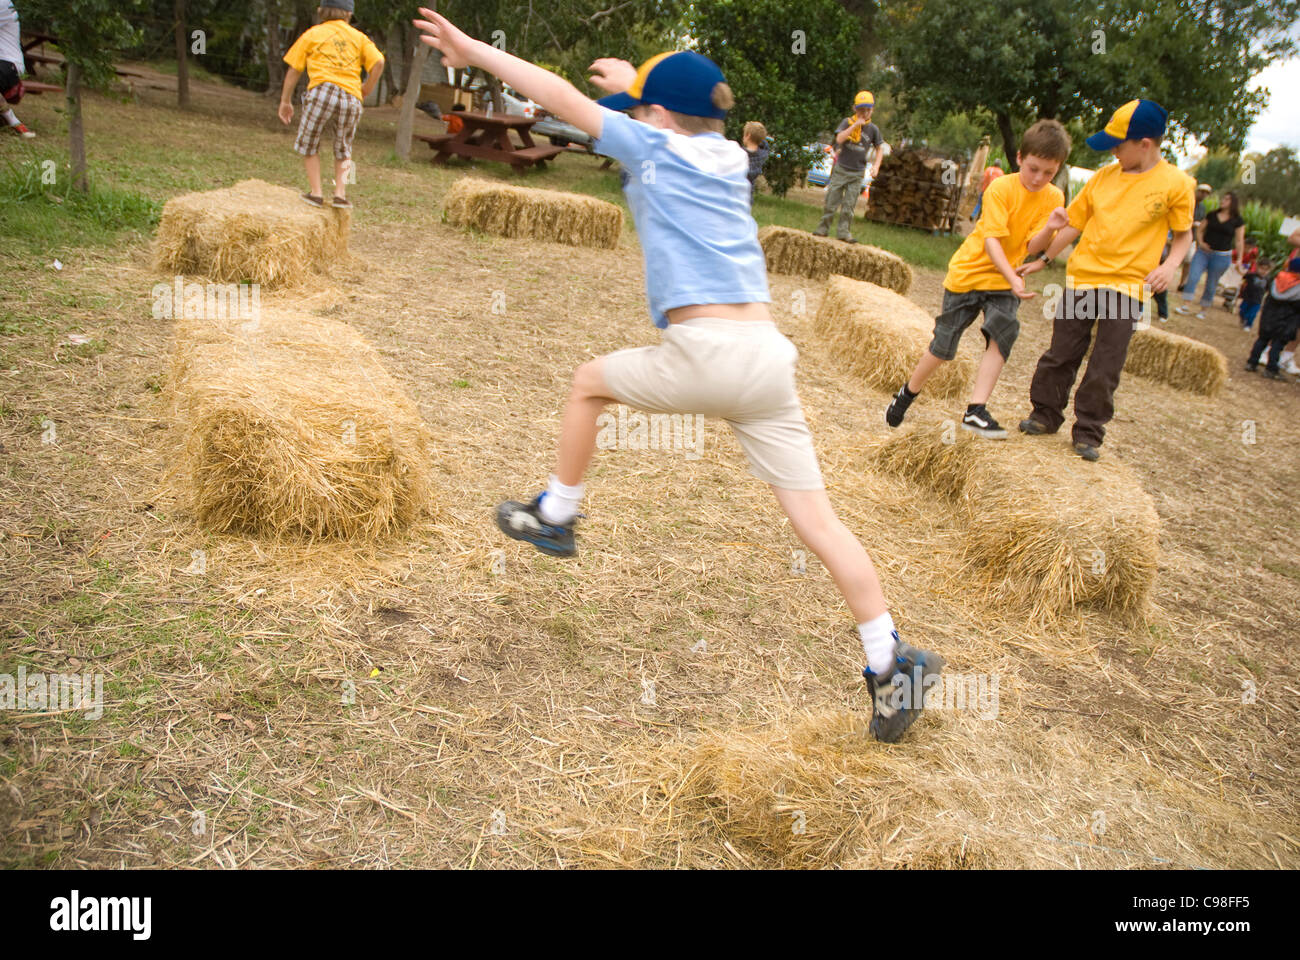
[0,151,161,255]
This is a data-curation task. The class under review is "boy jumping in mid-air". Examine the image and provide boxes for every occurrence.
[886,120,1071,438]
[413,8,943,743]
[279,2,384,208]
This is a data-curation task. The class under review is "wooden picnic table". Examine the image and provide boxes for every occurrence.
[414,110,565,174]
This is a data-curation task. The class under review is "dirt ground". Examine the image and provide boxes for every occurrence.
[1,73,1297,869]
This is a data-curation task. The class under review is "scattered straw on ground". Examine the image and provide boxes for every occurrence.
[442,177,623,248]
[153,178,350,288]
[814,274,974,401]
[1124,325,1228,397]
[758,225,913,293]
[167,307,438,540]
[870,422,1160,620]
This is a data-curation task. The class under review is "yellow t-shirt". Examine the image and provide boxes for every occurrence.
[945,173,1064,292]
[283,20,383,102]
[1065,158,1194,294]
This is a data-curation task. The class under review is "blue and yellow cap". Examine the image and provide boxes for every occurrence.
[597,51,729,120]
[1086,99,1168,150]
[854,90,874,109]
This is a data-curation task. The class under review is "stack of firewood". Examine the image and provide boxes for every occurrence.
[865,149,966,231]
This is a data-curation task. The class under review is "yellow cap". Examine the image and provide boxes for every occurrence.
[854,90,875,108]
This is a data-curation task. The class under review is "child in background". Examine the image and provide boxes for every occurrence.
[278,2,385,208]
[1238,258,1269,332]
[886,120,1071,438]
[413,8,944,743]
[742,121,769,204]
[0,0,33,138]
[446,102,466,134]
[1246,254,1300,378]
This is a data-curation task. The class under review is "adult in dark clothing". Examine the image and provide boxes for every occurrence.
[1177,190,1245,318]
[812,90,882,242]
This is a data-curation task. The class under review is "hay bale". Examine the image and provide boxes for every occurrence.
[1123,326,1227,397]
[758,225,913,293]
[442,177,622,248]
[168,309,436,541]
[870,423,1160,619]
[813,274,974,401]
[687,711,892,867]
[154,179,349,288]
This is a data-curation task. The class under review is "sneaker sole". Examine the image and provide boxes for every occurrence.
[495,508,576,558]
[960,422,1008,440]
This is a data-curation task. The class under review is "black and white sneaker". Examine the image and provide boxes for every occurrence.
[495,494,578,557]
[960,404,1007,439]
[885,384,916,428]
[863,635,945,743]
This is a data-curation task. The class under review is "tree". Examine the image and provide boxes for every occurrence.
[1192,149,1240,191]
[22,0,145,191]
[880,0,1300,171]
[1233,147,1300,214]
[690,0,861,195]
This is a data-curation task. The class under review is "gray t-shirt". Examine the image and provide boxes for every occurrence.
[834,118,882,173]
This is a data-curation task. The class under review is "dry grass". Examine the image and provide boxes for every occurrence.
[814,274,974,401]
[870,423,1160,620]
[1124,326,1229,397]
[759,225,913,293]
[153,179,350,288]
[167,307,438,541]
[443,178,623,249]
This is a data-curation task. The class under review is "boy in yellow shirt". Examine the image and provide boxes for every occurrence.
[886,120,1071,438]
[1015,100,1194,461]
[278,2,384,208]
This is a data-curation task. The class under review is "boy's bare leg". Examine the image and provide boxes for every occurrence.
[303,154,323,198]
[771,485,887,623]
[333,157,348,199]
[969,341,1006,405]
[555,359,614,487]
[906,350,945,394]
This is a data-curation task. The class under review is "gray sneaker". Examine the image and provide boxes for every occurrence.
[1018,418,1050,436]
[863,636,945,743]
[1073,441,1100,461]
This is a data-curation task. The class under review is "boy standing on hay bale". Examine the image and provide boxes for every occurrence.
[279,2,384,209]
[414,9,943,743]
[885,120,1071,439]
[1015,100,1194,461]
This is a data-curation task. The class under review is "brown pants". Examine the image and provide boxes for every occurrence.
[1028,288,1142,448]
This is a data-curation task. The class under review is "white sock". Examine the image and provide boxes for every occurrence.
[1281,350,1294,365]
[3,109,18,126]
[538,475,583,525]
[858,612,898,676]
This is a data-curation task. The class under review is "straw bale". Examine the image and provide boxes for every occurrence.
[1123,325,1228,396]
[758,225,912,293]
[814,274,974,400]
[442,177,622,248]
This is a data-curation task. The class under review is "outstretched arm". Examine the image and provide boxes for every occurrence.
[414,8,606,138]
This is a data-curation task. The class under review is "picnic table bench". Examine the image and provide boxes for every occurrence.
[415,110,565,174]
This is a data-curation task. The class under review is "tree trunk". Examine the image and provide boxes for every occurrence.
[396,40,430,161]
[996,111,1018,172]
[67,62,87,192]
[175,0,190,109]
[264,0,283,97]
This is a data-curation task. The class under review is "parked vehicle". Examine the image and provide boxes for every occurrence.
[805,142,835,187]
[533,116,595,152]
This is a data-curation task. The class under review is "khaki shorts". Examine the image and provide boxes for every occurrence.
[600,318,824,490]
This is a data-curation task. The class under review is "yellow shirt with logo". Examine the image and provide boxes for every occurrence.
[284,20,383,102]
[1064,158,1194,294]
[945,173,1064,293]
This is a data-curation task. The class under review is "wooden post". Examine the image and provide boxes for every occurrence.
[395,39,430,161]
[175,0,190,109]
[66,62,87,192]
[265,0,283,97]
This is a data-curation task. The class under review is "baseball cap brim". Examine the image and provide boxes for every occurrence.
[597,91,640,112]
[1085,130,1123,151]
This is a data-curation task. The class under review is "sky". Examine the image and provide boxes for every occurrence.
[1244,55,1300,156]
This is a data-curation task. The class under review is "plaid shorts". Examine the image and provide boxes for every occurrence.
[294,82,362,160]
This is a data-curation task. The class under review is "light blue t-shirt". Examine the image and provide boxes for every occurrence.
[594,106,771,328]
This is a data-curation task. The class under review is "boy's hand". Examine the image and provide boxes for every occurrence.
[588,58,636,94]
[1009,273,1036,300]
[278,102,293,125]
[414,7,477,69]
[1015,258,1045,279]
[1046,206,1069,232]
[1144,262,1176,294]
